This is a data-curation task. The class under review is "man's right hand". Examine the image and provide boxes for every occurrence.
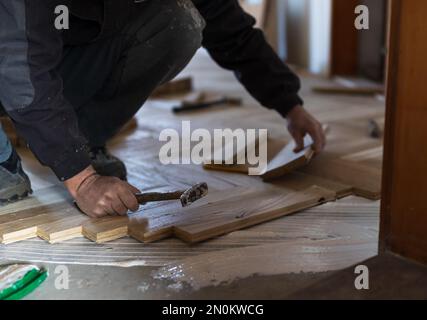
[64,166,140,218]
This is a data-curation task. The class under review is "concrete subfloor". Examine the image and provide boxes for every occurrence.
[24,262,333,300]
[24,253,427,299]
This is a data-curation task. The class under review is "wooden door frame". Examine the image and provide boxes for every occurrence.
[380,0,427,264]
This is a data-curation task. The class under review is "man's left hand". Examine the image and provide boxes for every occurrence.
[286,105,326,154]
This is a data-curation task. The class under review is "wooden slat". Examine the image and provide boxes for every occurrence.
[0,212,69,244]
[299,157,382,200]
[150,77,193,97]
[0,210,44,225]
[129,188,254,243]
[37,214,90,243]
[174,186,337,243]
[277,172,353,199]
[261,135,314,181]
[341,146,383,169]
[82,217,129,243]
[203,130,268,175]
[128,201,182,243]
[312,86,384,95]
[0,202,76,244]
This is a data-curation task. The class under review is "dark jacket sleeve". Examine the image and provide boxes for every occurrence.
[193,0,303,117]
[0,0,90,181]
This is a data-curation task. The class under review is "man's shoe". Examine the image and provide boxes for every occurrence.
[0,160,32,204]
[89,147,127,180]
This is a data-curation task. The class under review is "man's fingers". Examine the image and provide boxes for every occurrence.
[292,131,305,153]
[80,203,109,218]
[112,199,129,216]
[119,189,140,212]
[127,184,141,195]
[309,125,325,154]
[286,105,326,156]
[74,175,142,218]
[103,204,117,217]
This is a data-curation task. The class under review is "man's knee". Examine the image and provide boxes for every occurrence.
[154,0,205,64]
[111,0,206,89]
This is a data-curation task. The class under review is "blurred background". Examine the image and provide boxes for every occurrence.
[240,0,387,81]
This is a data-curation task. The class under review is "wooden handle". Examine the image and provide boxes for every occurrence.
[136,191,183,204]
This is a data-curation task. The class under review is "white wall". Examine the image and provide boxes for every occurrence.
[285,0,332,75]
[285,0,310,68]
[308,0,332,74]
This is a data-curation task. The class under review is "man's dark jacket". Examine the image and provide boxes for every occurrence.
[0,0,303,180]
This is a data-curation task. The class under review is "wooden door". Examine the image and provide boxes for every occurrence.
[380,0,427,264]
[330,0,360,75]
